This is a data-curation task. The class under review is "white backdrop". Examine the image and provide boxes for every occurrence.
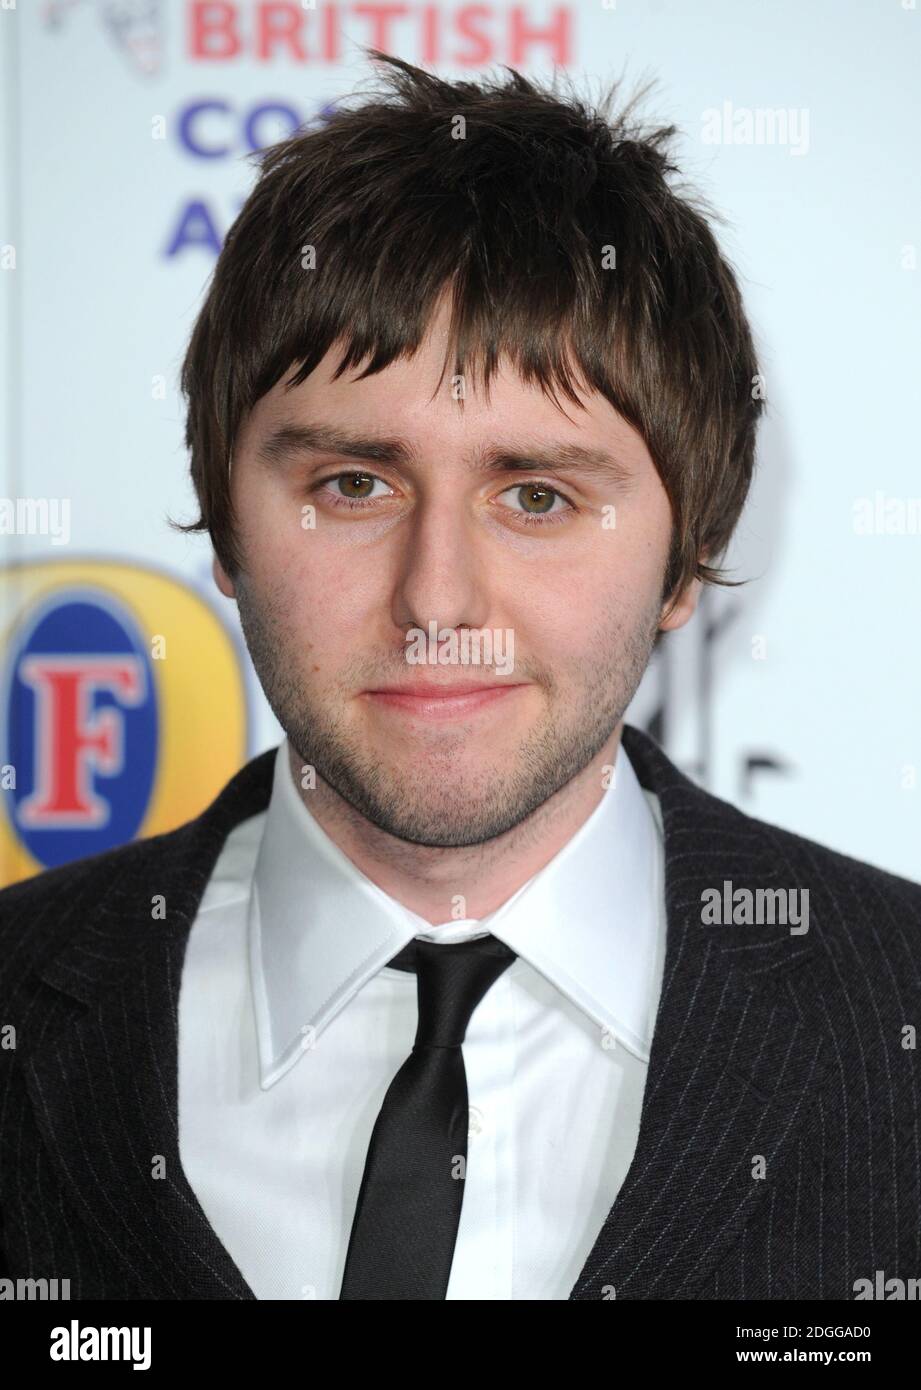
[1,0,919,883]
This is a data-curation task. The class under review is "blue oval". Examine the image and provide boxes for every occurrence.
[3,589,158,868]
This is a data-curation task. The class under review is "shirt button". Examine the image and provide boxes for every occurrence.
[468,1104,485,1136]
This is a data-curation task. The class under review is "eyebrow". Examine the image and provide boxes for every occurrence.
[255,422,635,485]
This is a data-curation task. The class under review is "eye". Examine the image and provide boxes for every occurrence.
[317,472,395,506]
[495,482,573,523]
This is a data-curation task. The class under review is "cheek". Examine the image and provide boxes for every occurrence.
[505,526,664,653]
[259,528,388,664]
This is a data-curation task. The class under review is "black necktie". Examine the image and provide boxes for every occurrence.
[338,934,517,1300]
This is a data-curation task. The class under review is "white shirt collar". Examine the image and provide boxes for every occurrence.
[249,737,664,1088]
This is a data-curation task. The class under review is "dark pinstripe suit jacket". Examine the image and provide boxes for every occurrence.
[1,723,919,1300]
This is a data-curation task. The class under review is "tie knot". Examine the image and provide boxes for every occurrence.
[391,935,516,1048]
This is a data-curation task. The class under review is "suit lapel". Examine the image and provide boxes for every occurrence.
[25,749,277,1299]
[569,725,831,1299]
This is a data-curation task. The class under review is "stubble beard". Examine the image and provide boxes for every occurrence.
[234,574,660,848]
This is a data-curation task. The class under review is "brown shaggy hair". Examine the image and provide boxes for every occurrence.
[175,49,763,614]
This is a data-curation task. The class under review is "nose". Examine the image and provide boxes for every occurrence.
[391,492,491,638]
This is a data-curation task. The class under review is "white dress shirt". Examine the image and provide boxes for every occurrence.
[178,736,667,1300]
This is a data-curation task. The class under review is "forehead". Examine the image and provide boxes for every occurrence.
[239,323,650,472]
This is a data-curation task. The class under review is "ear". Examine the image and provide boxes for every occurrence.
[658,574,702,634]
[212,552,236,599]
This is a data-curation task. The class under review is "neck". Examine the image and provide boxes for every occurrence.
[286,724,624,925]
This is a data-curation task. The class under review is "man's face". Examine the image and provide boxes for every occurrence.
[216,304,700,847]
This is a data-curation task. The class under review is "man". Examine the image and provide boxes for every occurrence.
[1,52,919,1302]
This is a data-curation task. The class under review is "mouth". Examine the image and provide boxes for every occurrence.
[361,681,528,721]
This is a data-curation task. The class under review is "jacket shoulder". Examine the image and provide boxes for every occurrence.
[741,803,921,905]
[730,800,921,970]
[0,823,195,989]
[0,745,277,986]
[628,722,921,919]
